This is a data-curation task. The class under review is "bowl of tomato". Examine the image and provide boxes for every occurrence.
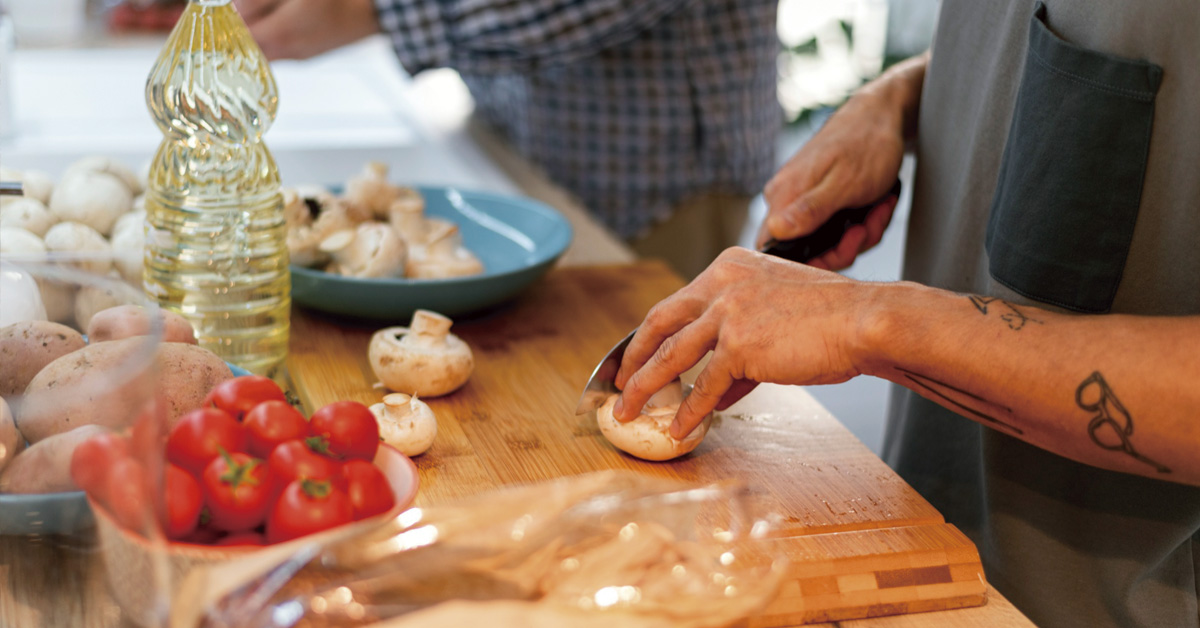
[78,376,420,625]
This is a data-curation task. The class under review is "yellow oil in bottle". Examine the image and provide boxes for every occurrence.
[143,0,289,375]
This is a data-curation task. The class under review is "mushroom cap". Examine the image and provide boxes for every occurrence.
[62,156,144,196]
[43,221,112,275]
[0,168,54,205]
[48,170,134,236]
[0,259,48,326]
[320,222,407,278]
[595,383,711,462]
[1,197,59,237]
[0,227,48,256]
[370,393,437,457]
[368,318,474,397]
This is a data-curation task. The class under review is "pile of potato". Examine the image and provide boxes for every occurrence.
[0,306,233,495]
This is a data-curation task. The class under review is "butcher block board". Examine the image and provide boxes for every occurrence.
[285,261,990,626]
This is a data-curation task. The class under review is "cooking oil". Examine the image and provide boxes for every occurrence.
[143,0,289,375]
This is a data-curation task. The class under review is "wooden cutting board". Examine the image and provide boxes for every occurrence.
[284,261,989,626]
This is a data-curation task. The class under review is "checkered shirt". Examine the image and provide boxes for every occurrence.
[375,0,781,239]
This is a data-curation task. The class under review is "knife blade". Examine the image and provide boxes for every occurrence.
[573,180,903,415]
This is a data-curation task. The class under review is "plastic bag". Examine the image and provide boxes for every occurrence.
[178,470,788,628]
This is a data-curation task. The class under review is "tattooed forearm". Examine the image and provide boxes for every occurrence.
[896,367,1024,435]
[1076,372,1171,474]
[968,296,1043,331]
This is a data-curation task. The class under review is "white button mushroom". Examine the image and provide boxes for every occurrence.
[0,197,58,237]
[345,162,403,219]
[48,170,133,237]
[0,259,48,326]
[319,222,407,278]
[368,309,474,397]
[0,168,54,205]
[369,393,437,457]
[43,222,112,275]
[385,188,427,244]
[595,379,712,462]
[405,222,484,279]
[61,156,144,197]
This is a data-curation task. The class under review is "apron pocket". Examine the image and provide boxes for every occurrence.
[985,2,1162,313]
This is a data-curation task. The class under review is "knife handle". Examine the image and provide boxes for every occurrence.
[760,179,902,264]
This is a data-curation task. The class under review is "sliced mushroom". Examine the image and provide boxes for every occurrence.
[595,379,711,461]
[369,393,437,456]
[319,222,407,278]
[368,310,474,397]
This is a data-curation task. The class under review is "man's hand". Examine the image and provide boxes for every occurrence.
[234,0,381,60]
[758,52,929,270]
[612,247,884,439]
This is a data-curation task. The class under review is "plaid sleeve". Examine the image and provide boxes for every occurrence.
[373,0,695,74]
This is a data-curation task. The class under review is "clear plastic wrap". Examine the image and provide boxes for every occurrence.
[179,471,789,628]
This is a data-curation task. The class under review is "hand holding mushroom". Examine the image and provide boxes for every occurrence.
[369,310,474,397]
[596,379,711,461]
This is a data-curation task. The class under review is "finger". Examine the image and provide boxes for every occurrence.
[615,287,709,389]
[671,362,734,439]
[811,224,868,271]
[860,201,896,251]
[615,318,717,422]
[715,379,758,411]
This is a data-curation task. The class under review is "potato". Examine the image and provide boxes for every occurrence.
[154,342,234,426]
[0,397,25,474]
[86,305,197,345]
[0,424,109,494]
[17,339,233,443]
[0,320,87,397]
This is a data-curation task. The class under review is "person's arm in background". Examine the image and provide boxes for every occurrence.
[234,0,693,71]
[611,247,1200,487]
[758,51,929,270]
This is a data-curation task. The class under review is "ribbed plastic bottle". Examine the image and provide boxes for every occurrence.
[143,0,289,375]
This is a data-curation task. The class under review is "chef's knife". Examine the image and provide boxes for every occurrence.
[574,180,903,415]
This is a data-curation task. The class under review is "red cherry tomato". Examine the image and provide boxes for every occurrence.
[268,438,341,488]
[203,375,287,421]
[267,479,354,544]
[70,432,131,496]
[103,457,153,533]
[309,401,380,461]
[164,464,203,540]
[167,408,246,476]
[201,451,273,532]
[214,531,266,547]
[340,460,395,520]
[244,400,310,459]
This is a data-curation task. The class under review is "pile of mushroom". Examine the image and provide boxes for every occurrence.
[595,379,712,462]
[283,162,484,280]
[1,157,148,329]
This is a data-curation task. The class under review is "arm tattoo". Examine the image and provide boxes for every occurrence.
[897,367,1024,435]
[968,296,1043,331]
[1076,372,1171,474]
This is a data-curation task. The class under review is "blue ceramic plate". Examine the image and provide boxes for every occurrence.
[0,363,252,536]
[290,186,573,321]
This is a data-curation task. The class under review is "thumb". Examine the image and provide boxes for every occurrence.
[765,189,833,241]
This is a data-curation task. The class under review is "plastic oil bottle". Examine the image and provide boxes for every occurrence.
[143,0,289,375]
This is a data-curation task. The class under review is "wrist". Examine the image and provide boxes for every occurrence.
[853,52,928,141]
[850,280,931,379]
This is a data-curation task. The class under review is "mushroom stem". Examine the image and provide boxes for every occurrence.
[410,309,452,338]
[383,393,416,418]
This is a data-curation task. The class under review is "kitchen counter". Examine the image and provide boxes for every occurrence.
[0,35,1032,628]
